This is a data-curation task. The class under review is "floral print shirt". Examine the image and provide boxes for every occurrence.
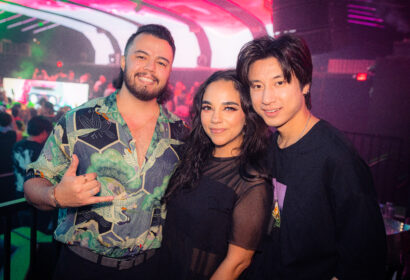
[26,91,187,258]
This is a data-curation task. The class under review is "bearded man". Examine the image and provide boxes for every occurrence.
[24,24,188,280]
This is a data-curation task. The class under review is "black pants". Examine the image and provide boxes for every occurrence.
[53,245,160,280]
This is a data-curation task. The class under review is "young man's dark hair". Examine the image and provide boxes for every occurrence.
[27,116,53,136]
[124,24,176,57]
[237,35,313,109]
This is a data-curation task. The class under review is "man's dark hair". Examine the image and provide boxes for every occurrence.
[27,116,53,136]
[44,101,54,114]
[11,103,21,118]
[29,107,38,118]
[236,34,313,109]
[124,24,176,57]
[0,111,12,127]
[38,97,47,106]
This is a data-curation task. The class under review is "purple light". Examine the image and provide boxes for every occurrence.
[21,21,49,32]
[348,14,384,23]
[347,19,384,28]
[7,17,37,29]
[33,23,59,34]
[348,9,374,16]
[0,14,22,24]
[347,4,376,11]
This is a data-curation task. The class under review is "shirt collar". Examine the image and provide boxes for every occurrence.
[96,90,179,136]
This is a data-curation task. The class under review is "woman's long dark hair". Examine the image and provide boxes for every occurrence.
[163,70,270,202]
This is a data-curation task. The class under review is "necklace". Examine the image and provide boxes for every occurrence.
[278,112,311,148]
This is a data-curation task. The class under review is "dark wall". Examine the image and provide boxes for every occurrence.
[368,56,410,141]
[310,56,410,141]
[311,73,372,135]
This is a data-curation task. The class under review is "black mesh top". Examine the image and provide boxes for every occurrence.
[159,156,272,280]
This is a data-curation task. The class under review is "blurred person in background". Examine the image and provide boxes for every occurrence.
[0,111,17,202]
[11,103,23,141]
[67,70,76,82]
[54,106,71,123]
[92,74,107,99]
[12,116,53,199]
[39,101,55,124]
[11,103,22,122]
[104,81,117,97]
[32,68,50,81]
[0,86,9,110]
[12,116,55,231]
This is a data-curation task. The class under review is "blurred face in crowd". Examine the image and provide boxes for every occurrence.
[201,80,246,157]
[121,33,173,101]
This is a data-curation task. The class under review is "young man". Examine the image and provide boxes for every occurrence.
[24,24,188,279]
[236,35,386,279]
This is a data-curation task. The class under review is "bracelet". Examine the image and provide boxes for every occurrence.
[51,186,62,208]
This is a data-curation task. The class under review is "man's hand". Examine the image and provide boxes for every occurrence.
[54,154,114,207]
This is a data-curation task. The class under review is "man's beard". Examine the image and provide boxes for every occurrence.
[123,66,168,102]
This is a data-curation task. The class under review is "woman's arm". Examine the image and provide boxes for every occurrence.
[210,181,272,280]
[210,244,254,280]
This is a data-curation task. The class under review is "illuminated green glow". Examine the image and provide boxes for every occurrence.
[12,39,47,78]
[38,22,44,27]
[11,60,35,79]
[31,43,44,59]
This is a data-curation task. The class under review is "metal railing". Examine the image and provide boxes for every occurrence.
[344,131,409,208]
[0,198,38,280]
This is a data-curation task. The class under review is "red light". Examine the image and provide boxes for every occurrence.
[356,73,367,81]
[56,61,63,68]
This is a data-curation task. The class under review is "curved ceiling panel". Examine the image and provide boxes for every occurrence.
[0,1,115,64]
[1,0,274,68]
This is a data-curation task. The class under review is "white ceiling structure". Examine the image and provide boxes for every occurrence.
[0,0,274,68]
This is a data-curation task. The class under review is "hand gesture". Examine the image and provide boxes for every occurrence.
[54,154,114,207]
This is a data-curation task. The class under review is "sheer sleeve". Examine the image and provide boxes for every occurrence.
[229,181,272,250]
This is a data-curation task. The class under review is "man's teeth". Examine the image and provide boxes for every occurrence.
[139,77,154,82]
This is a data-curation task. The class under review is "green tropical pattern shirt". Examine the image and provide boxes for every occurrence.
[26,91,187,258]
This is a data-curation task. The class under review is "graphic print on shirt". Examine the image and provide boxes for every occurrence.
[272,178,287,228]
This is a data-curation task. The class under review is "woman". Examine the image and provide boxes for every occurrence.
[160,70,272,280]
